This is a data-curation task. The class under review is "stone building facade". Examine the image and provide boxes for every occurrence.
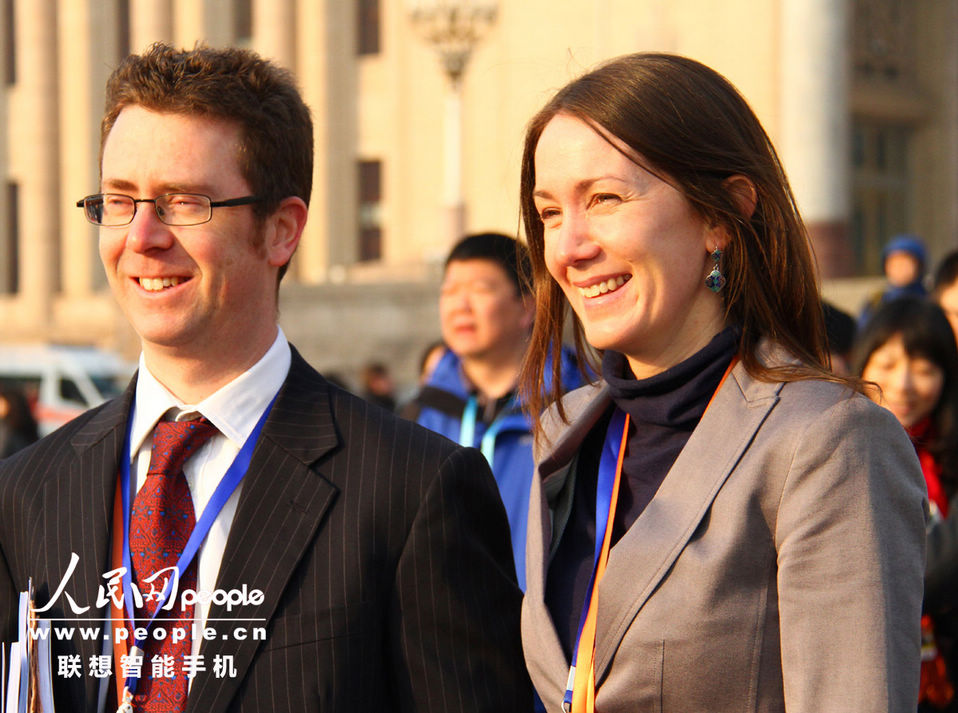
[1,0,956,389]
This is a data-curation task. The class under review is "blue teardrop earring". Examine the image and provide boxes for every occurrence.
[705,247,726,293]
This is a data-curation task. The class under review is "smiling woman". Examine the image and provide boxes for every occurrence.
[853,297,958,709]
[517,53,926,713]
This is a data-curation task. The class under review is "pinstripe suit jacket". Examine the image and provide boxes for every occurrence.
[0,348,531,712]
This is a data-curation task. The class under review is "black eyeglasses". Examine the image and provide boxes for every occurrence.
[76,193,262,227]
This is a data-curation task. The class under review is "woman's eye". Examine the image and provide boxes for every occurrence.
[538,207,560,223]
[591,193,621,208]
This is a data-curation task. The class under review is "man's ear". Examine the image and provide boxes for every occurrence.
[723,175,757,219]
[265,196,308,267]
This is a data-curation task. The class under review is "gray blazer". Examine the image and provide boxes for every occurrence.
[522,355,926,712]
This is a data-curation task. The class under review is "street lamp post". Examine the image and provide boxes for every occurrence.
[408,0,497,247]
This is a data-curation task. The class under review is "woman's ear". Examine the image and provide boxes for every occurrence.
[724,175,757,219]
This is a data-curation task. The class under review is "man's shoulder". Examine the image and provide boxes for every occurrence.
[327,379,462,456]
[0,396,125,476]
[283,351,463,462]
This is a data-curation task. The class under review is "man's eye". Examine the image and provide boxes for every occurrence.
[169,195,203,207]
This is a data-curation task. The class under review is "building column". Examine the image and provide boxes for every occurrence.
[174,0,232,48]
[780,0,853,277]
[11,0,58,330]
[130,0,173,53]
[294,0,356,284]
[253,0,295,68]
[59,0,124,301]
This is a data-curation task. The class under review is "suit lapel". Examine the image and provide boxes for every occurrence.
[185,352,339,713]
[50,382,132,711]
[592,363,783,681]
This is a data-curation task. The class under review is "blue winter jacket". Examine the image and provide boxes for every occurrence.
[403,347,585,591]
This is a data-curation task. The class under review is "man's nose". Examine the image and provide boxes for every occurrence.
[125,201,174,253]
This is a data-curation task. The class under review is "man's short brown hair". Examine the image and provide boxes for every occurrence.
[101,43,313,220]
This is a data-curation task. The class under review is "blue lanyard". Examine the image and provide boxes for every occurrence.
[562,408,627,713]
[458,394,516,464]
[459,395,479,450]
[118,392,277,691]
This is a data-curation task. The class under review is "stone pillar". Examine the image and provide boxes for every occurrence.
[173,0,232,47]
[253,0,295,68]
[11,0,58,330]
[130,0,173,52]
[59,0,122,299]
[780,0,854,277]
[293,0,327,283]
[294,0,356,283]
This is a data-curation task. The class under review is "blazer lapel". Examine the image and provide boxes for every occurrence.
[50,382,132,711]
[185,352,339,713]
[523,384,613,697]
[592,363,783,681]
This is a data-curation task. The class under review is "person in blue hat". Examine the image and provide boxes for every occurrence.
[859,233,929,328]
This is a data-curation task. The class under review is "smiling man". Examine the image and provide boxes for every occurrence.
[402,233,584,591]
[0,44,529,713]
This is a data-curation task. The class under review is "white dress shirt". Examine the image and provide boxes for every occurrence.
[127,328,291,657]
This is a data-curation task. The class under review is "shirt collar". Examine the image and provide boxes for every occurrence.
[130,327,291,458]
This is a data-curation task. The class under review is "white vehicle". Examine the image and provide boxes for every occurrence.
[0,344,135,436]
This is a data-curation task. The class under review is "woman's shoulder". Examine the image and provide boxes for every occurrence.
[728,367,910,468]
[534,381,607,463]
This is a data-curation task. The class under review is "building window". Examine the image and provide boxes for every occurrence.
[851,121,911,275]
[4,182,19,294]
[358,160,382,262]
[852,0,916,84]
[358,0,380,55]
[3,0,14,85]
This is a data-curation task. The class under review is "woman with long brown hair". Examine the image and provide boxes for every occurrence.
[519,53,925,712]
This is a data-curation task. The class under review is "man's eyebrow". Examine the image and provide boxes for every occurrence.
[100,178,137,193]
[100,179,219,195]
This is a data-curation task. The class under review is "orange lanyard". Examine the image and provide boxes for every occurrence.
[565,355,737,713]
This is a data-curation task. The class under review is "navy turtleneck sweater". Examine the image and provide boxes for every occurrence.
[544,327,740,659]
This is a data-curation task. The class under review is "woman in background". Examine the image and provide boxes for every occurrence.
[855,296,958,711]
[518,52,925,712]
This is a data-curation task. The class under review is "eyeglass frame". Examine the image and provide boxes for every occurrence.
[75,192,263,227]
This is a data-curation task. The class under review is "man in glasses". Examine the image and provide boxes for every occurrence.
[0,44,529,713]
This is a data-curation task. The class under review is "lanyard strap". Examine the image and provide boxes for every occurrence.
[459,394,516,465]
[562,355,739,712]
[562,409,628,713]
[458,395,479,450]
[114,392,277,696]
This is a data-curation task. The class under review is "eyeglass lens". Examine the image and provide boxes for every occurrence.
[85,194,212,226]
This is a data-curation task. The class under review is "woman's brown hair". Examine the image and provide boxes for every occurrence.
[519,53,846,437]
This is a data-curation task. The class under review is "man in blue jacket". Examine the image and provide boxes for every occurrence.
[403,233,584,590]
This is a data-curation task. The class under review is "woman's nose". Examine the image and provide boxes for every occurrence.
[552,211,600,267]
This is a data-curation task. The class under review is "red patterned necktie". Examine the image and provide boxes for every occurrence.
[129,415,217,713]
